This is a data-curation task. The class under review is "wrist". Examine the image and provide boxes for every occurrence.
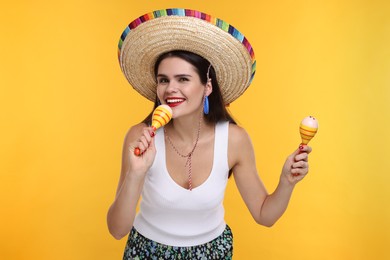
[126,170,146,183]
[279,176,296,190]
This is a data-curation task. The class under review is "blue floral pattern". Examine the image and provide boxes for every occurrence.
[123,226,233,259]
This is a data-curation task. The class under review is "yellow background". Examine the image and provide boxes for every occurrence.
[1,0,389,259]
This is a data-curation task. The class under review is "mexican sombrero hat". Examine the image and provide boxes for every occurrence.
[118,8,256,104]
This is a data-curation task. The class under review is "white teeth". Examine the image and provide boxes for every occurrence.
[166,99,184,103]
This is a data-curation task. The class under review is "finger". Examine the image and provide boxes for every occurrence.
[138,137,150,153]
[291,167,308,176]
[143,135,156,155]
[143,128,153,142]
[295,152,308,162]
[291,172,306,178]
[149,134,156,150]
[139,128,153,147]
[292,160,307,169]
[299,145,312,154]
[148,127,156,138]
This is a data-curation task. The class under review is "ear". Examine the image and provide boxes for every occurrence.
[205,80,213,97]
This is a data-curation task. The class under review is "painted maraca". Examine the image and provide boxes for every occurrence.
[299,116,319,146]
[134,105,173,156]
[291,116,318,176]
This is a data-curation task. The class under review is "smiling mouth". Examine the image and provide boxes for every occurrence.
[166,98,185,107]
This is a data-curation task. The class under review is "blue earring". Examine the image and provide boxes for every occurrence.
[203,96,209,115]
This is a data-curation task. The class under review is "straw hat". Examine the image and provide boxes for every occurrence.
[118,8,256,104]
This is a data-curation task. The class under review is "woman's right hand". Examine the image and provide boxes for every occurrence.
[127,126,156,178]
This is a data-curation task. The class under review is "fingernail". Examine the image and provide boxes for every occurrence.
[299,145,304,150]
[151,132,155,137]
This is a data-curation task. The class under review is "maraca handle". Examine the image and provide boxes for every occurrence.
[134,147,141,156]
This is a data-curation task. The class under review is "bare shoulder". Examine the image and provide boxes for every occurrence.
[228,123,252,146]
[228,123,255,169]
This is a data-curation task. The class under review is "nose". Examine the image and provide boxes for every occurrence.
[165,80,179,93]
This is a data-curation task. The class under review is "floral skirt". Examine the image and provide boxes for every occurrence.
[123,225,233,259]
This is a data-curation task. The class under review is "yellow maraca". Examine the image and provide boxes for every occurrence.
[299,116,319,146]
[292,116,318,176]
[134,105,173,156]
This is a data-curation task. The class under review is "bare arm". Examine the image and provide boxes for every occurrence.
[107,123,156,239]
[229,124,311,227]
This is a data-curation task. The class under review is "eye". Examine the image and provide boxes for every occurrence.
[179,77,189,82]
[157,78,169,84]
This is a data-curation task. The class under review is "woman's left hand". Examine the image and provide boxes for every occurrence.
[281,145,312,184]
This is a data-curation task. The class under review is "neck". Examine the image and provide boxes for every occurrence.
[167,112,206,143]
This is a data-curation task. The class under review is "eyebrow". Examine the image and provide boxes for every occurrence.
[156,74,193,78]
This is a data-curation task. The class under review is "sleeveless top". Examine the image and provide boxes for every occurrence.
[133,121,230,247]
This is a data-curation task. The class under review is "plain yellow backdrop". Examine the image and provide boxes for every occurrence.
[1,0,389,259]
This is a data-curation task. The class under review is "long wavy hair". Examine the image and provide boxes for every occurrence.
[142,50,236,126]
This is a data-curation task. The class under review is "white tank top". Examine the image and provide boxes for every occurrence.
[133,121,230,247]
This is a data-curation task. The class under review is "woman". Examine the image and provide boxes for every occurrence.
[107,9,311,259]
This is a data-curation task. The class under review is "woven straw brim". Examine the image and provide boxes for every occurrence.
[120,15,254,104]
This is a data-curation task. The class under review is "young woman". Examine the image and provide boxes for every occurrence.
[108,9,311,259]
